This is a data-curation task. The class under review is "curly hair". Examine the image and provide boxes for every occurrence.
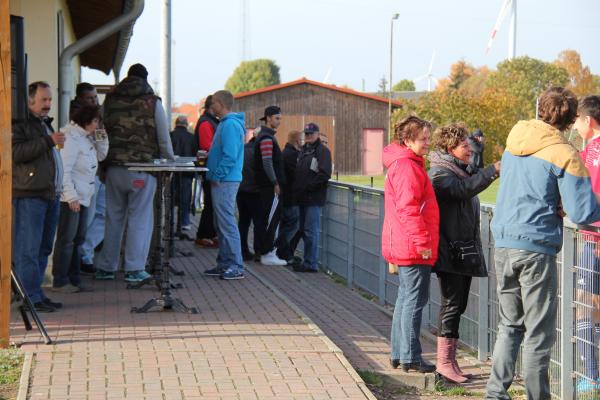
[538,86,578,131]
[393,115,432,146]
[431,123,469,153]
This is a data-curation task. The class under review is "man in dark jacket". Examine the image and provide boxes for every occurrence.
[467,129,484,170]
[253,106,287,266]
[69,82,99,119]
[237,131,262,261]
[170,115,198,229]
[194,96,220,247]
[292,123,332,273]
[275,130,303,263]
[12,81,65,312]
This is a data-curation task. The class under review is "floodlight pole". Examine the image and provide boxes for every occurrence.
[388,13,399,143]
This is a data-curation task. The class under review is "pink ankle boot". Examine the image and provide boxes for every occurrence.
[436,337,468,383]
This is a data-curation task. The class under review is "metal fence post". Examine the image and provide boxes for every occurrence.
[346,187,355,289]
[377,193,386,306]
[561,227,575,400]
[478,209,491,361]
[321,189,329,270]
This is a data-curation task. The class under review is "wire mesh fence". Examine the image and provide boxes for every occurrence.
[321,181,600,399]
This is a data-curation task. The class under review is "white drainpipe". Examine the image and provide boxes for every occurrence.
[58,0,145,127]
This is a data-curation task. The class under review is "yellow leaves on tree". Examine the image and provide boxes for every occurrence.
[554,50,597,96]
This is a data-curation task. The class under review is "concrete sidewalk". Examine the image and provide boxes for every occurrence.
[10,239,374,400]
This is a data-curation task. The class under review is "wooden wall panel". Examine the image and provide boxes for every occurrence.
[234,83,391,174]
[0,0,12,348]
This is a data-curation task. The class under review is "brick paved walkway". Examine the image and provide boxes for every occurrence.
[10,239,374,400]
[247,263,491,394]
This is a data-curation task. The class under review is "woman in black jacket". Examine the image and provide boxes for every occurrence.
[428,123,500,383]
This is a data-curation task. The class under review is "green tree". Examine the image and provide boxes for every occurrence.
[487,56,568,119]
[392,79,415,91]
[377,76,388,96]
[393,87,520,165]
[225,59,280,94]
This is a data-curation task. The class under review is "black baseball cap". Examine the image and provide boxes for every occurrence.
[303,122,320,134]
[259,105,281,121]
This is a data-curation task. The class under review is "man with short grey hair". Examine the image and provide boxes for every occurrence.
[12,81,65,312]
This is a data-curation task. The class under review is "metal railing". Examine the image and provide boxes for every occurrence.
[320,181,600,399]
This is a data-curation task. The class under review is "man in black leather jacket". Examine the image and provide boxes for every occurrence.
[12,81,65,312]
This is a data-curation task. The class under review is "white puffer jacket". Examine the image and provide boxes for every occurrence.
[59,122,109,207]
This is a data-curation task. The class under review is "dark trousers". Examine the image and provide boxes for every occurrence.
[173,174,193,227]
[257,187,281,255]
[436,271,472,338]
[196,178,216,239]
[52,202,89,287]
[237,191,262,255]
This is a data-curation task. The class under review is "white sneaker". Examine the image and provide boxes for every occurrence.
[181,225,191,231]
[260,250,287,266]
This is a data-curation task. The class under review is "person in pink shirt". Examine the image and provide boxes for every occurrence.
[574,95,600,393]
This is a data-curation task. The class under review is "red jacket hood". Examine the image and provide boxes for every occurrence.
[383,142,424,169]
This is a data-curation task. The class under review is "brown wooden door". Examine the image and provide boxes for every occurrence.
[362,128,384,175]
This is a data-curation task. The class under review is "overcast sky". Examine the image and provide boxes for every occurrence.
[82,0,599,105]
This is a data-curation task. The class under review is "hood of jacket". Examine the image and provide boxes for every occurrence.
[221,112,245,130]
[62,122,89,138]
[112,76,155,98]
[506,119,566,156]
[383,142,424,169]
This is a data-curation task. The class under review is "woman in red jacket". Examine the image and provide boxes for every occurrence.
[382,115,439,373]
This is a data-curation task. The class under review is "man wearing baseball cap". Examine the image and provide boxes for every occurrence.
[254,106,287,266]
[292,122,332,272]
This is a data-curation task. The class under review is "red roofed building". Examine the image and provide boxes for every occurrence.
[234,78,402,175]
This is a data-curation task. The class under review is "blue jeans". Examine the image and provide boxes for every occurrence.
[390,265,431,363]
[299,205,321,270]
[52,202,88,287]
[80,177,106,264]
[12,196,60,303]
[212,182,244,272]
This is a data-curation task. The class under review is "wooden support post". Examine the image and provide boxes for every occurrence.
[0,0,12,348]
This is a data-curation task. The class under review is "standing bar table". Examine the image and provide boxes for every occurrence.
[126,160,206,313]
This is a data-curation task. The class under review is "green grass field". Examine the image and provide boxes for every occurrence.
[335,175,500,204]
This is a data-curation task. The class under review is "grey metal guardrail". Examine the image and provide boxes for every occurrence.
[320,180,600,399]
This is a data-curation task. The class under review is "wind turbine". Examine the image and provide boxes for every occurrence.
[414,50,438,92]
[486,0,517,59]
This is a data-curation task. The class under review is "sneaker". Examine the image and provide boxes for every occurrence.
[204,267,226,276]
[76,282,94,292]
[80,263,96,275]
[260,250,287,266]
[293,265,318,273]
[220,269,244,280]
[195,238,217,248]
[124,270,152,283]
[50,283,80,293]
[576,377,600,393]
[26,301,56,313]
[43,298,63,309]
[181,225,191,231]
[287,256,303,266]
[95,269,115,280]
